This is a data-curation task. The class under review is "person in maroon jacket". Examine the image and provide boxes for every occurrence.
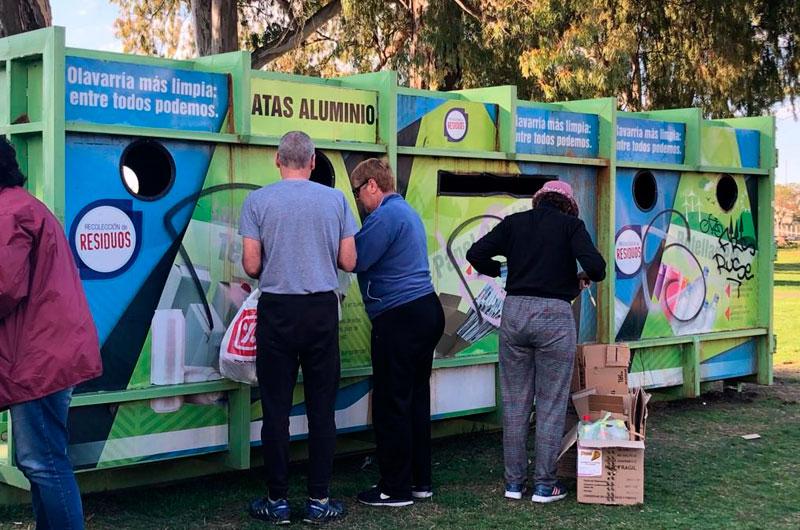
[0,138,102,529]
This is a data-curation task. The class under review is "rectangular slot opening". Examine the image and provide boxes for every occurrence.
[437,171,555,198]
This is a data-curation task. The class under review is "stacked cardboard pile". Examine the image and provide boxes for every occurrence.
[558,343,651,505]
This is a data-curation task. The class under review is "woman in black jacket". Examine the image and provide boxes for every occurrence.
[466,180,606,504]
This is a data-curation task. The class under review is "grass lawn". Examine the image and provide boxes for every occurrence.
[1,252,799,529]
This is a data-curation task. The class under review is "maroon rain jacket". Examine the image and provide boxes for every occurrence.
[0,186,102,410]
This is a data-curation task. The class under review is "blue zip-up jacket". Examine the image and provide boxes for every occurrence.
[354,194,434,319]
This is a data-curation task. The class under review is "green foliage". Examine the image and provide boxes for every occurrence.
[110,0,191,58]
[108,0,800,117]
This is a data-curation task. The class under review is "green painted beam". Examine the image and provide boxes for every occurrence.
[44,26,66,222]
[397,146,507,159]
[0,122,44,134]
[246,134,387,153]
[433,353,498,369]
[66,122,241,144]
[683,337,702,398]
[628,328,768,350]
[224,384,252,470]
[511,152,608,167]
[616,160,770,175]
[70,380,243,407]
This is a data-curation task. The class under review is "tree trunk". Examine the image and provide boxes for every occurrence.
[0,0,52,38]
[191,0,213,56]
[407,0,428,89]
[211,0,238,54]
[251,0,342,69]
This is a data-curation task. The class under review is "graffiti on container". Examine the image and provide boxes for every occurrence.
[712,216,756,296]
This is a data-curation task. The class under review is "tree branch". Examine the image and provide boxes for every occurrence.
[452,0,481,21]
[251,0,342,68]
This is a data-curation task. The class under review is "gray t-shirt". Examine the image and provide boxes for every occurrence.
[239,179,358,294]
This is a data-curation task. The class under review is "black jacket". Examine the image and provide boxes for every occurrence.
[466,203,607,302]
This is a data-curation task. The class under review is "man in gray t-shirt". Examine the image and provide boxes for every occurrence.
[239,178,358,294]
[238,131,356,524]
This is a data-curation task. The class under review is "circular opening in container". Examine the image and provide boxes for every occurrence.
[716,174,738,212]
[310,150,335,188]
[120,140,175,200]
[633,170,657,212]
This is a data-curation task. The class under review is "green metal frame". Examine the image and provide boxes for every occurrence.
[0,26,777,504]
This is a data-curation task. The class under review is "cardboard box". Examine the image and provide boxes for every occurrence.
[557,387,650,505]
[577,343,631,395]
[557,409,579,478]
[577,439,645,505]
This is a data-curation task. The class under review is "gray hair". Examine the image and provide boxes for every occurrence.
[277,131,315,169]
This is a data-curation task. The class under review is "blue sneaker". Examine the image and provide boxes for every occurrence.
[303,497,346,525]
[504,483,525,500]
[249,497,291,525]
[531,482,568,503]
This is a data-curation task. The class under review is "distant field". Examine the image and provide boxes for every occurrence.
[774,248,800,371]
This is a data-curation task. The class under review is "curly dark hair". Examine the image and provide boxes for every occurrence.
[0,137,26,188]
[532,191,578,217]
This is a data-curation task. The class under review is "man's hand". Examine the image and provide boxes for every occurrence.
[577,271,591,290]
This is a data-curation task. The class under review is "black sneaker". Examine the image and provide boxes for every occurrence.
[249,497,291,525]
[357,486,414,507]
[411,485,433,500]
[303,497,346,524]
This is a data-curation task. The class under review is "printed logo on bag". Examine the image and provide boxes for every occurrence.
[227,308,258,357]
[444,108,468,142]
[69,199,142,279]
[614,226,643,277]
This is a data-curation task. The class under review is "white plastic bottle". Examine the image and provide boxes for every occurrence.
[150,309,186,413]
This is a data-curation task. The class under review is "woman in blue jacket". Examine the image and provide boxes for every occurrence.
[350,158,445,507]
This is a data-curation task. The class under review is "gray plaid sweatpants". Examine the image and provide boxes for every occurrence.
[499,295,576,487]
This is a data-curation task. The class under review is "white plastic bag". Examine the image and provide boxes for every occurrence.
[219,288,260,385]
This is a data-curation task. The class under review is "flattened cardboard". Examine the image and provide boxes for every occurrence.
[577,343,631,395]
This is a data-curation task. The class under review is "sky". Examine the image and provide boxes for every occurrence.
[52,0,800,183]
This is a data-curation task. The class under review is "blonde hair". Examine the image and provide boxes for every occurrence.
[351,158,396,193]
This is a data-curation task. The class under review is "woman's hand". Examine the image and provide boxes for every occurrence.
[577,271,591,290]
